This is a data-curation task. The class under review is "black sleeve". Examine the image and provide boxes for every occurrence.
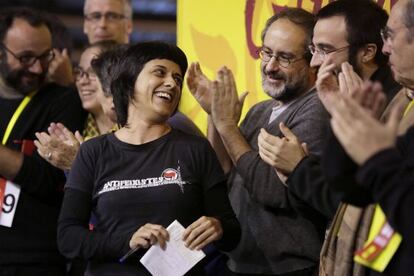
[195,140,241,251]
[356,128,414,247]
[287,155,341,219]
[322,129,373,206]
[59,138,131,261]
[13,154,66,203]
[204,180,240,251]
[57,188,131,261]
[13,87,85,202]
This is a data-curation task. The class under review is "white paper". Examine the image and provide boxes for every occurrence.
[140,220,206,276]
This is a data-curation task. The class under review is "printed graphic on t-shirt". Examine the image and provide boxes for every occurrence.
[98,164,187,195]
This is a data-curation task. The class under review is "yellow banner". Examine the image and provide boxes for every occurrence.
[177,0,396,133]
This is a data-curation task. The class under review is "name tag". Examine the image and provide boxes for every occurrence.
[0,178,21,227]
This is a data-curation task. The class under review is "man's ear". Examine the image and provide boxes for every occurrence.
[360,43,377,63]
[126,18,133,36]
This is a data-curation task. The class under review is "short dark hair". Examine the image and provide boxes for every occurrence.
[403,0,414,42]
[0,7,50,45]
[41,12,73,55]
[91,43,129,97]
[317,0,389,67]
[111,41,188,127]
[261,8,315,62]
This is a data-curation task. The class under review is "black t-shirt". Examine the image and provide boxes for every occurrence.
[0,84,85,266]
[60,129,240,275]
[69,129,225,234]
[0,98,20,136]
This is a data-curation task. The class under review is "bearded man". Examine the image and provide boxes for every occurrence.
[187,8,330,276]
[0,7,84,276]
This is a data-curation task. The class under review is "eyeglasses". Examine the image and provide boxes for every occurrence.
[84,12,126,23]
[380,26,406,43]
[258,48,304,68]
[0,44,54,67]
[74,67,97,81]
[308,44,350,58]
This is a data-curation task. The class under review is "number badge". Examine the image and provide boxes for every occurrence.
[0,178,20,227]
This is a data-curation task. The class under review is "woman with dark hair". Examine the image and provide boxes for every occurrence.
[35,41,119,171]
[57,41,240,276]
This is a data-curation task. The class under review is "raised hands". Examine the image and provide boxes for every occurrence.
[316,58,340,99]
[211,67,248,131]
[337,62,364,96]
[327,82,402,165]
[317,59,366,114]
[258,123,309,175]
[34,122,84,170]
[47,48,74,86]
[182,216,223,250]
[186,62,214,114]
[187,63,248,124]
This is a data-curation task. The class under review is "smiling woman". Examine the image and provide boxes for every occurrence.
[75,43,115,139]
[110,41,188,129]
[57,41,241,276]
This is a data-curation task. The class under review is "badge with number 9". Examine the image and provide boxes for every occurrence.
[0,178,20,228]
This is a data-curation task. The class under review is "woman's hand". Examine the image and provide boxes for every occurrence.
[34,123,83,170]
[129,223,169,250]
[182,216,223,250]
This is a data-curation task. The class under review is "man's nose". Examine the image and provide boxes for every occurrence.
[28,59,43,74]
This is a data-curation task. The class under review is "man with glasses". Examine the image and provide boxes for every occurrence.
[83,0,132,44]
[0,7,85,276]
[310,0,400,102]
[187,8,330,275]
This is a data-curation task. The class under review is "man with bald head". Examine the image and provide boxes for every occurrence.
[0,7,84,275]
[83,0,133,44]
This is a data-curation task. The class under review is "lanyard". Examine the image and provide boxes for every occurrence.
[403,99,414,117]
[1,91,37,145]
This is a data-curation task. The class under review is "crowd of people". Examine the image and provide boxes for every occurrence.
[0,0,413,275]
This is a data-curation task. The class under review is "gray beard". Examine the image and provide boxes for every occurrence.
[262,80,308,103]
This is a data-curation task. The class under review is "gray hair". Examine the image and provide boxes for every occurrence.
[261,8,315,62]
[84,0,133,19]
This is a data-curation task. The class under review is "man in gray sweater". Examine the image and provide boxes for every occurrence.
[187,8,330,276]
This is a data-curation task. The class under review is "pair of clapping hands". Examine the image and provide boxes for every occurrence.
[34,123,83,170]
[316,58,403,165]
[129,216,222,251]
[186,63,248,132]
